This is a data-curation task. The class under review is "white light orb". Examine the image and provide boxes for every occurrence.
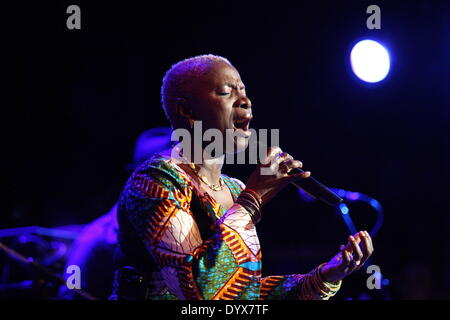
[350,40,390,83]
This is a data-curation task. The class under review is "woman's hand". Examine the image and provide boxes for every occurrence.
[320,231,374,283]
[245,146,310,205]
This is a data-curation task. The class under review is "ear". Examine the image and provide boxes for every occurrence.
[175,97,193,120]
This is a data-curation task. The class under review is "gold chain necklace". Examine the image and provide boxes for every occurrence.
[188,163,224,191]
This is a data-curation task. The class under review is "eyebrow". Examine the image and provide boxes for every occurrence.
[224,83,245,90]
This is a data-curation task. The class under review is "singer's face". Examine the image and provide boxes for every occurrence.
[184,61,253,154]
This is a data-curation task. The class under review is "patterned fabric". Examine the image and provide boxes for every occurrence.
[113,155,341,300]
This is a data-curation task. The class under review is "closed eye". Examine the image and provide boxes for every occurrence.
[217,92,230,96]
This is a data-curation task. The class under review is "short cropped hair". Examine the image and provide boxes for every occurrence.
[160,54,232,128]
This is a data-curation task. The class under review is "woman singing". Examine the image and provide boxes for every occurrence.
[110,54,373,300]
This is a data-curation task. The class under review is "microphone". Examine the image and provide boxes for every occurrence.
[288,167,343,206]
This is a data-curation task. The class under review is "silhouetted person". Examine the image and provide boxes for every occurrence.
[59,127,172,299]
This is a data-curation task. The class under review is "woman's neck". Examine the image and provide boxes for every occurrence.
[195,155,224,185]
[167,144,225,185]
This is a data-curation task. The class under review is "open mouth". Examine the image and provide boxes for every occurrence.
[233,118,251,131]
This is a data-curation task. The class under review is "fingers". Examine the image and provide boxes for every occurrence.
[340,245,352,272]
[340,245,349,264]
[250,147,312,203]
[275,152,308,178]
[277,152,293,162]
[263,147,283,172]
[351,232,362,244]
[262,147,284,175]
[277,153,294,166]
[284,170,311,184]
[275,152,294,173]
[358,231,374,268]
[263,147,309,179]
[264,146,282,164]
[343,232,361,251]
[331,231,375,280]
[365,231,374,251]
[344,231,374,270]
[348,235,363,267]
[279,158,302,174]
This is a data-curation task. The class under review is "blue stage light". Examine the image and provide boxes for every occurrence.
[350,40,390,83]
[339,203,349,215]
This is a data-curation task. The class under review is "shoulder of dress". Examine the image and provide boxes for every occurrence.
[135,154,173,172]
[222,175,246,191]
[133,155,183,179]
[125,154,192,195]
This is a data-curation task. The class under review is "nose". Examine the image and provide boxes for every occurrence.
[237,96,252,110]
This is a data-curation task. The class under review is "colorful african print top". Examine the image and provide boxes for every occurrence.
[113,155,341,300]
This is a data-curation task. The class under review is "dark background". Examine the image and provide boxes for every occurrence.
[9,0,450,299]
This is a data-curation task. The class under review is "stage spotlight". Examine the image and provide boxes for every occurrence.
[350,40,390,83]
